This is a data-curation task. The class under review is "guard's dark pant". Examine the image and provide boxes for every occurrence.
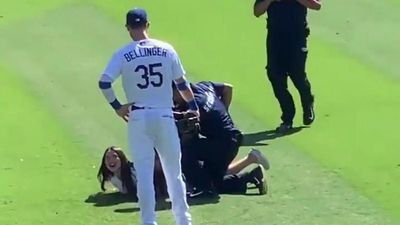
[181,132,247,194]
[266,29,313,125]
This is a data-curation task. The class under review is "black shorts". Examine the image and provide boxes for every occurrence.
[195,133,241,179]
[180,131,242,189]
[193,137,239,164]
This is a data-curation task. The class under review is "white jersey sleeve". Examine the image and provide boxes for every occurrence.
[170,48,186,80]
[102,50,123,82]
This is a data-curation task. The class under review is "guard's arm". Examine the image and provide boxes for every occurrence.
[174,76,199,117]
[213,82,233,110]
[296,0,321,10]
[220,83,233,110]
[254,0,276,17]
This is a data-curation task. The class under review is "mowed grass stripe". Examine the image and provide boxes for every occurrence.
[309,0,400,79]
[0,3,130,154]
[0,65,140,225]
[0,0,79,24]
[0,4,398,224]
[290,39,400,216]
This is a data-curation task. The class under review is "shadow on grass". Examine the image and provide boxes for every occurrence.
[114,196,220,213]
[241,126,307,146]
[85,192,220,213]
[85,192,138,207]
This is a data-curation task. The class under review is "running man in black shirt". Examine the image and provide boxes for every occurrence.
[254,0,321,132]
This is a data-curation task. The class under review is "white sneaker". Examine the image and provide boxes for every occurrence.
[249,148,270,170]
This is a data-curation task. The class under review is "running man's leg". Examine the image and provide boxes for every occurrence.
[267,34,295,126]
[287,34,315,125]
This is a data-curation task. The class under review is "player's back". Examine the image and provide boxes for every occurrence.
[118,38,183,108]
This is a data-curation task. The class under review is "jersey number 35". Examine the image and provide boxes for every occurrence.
[135,63,163,89]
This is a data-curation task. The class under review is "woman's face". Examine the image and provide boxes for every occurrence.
[104,150,121,173]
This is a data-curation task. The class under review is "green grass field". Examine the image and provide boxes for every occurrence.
[1,0,399,224]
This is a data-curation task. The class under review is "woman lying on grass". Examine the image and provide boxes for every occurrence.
[97,146,270,198]
[97,146,168,199]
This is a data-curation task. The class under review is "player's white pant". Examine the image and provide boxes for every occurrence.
[128,108,192,225]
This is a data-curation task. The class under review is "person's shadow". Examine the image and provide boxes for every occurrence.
[113,196,220,213]
[85,192,219,213]
[241,126,306,146]
[85,192,138,207]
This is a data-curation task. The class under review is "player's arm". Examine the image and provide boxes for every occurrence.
[212,82,233,110]
[296,0,321,10]
[174,77,199,117]
[170,47,200,117]
[254,0,276,17]
[98,51,129,122]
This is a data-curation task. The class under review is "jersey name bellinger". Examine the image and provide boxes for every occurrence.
[124,47,168,62]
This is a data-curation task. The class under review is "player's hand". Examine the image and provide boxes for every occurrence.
[173,111,185,120]
[115,104,131,122]
[186,109,200,119]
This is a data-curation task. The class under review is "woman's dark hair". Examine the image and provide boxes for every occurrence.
[97,146,137,194]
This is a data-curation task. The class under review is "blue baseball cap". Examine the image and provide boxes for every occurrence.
[126,8,148,28]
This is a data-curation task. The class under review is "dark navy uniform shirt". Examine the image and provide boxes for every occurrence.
[190,81,239,140]
[258,0,308,33]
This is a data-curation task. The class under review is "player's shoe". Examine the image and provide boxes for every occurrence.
[275,123,293,133]
[303,96,315,125]
[249,165,267,195]
[249,148,270,170]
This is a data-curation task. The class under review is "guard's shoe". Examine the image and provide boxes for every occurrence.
[187,188,218,199]
[249,148,270,170]
[303,98,315,125]
[249,165,267,195]
[275,123,293,133]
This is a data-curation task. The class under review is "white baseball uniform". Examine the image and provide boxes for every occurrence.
[101,38,191,225]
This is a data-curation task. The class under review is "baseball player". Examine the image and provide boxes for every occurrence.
[98,8,197,225]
